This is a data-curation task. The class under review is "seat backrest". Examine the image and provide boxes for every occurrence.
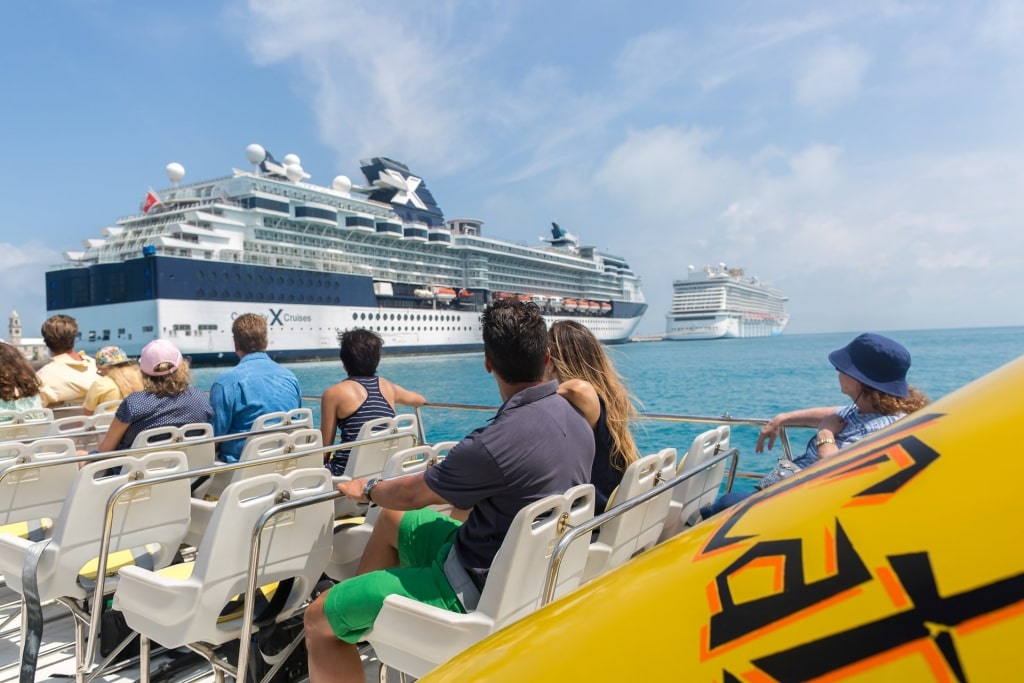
[479,484,595,631]
[343,414,419,479]
[0,408,55,441]
[232,429,323,484]
[250,408,314,433]
[0,438,79,527]
[191,468,335,624]
[675,427,727,521]
[40,451,192,599]
[694,426,730,511]
[586,449,675,580]
[45,414,113,452]
[131,423,216,471]
[93,400,122,415]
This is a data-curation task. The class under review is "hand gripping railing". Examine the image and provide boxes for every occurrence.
[542,446,739,604]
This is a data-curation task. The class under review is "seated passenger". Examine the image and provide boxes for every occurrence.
[35,314,100,407]
[547,320,640,511]
[97,339,213,452]
[304,300,595,682]
[703,333,929,516]
[319,329,426,476]
[82,346,144,415]
[0,341,43,412]
[209,313,302,462]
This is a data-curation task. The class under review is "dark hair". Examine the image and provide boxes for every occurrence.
[338,329,383,377]
[480,299,547,383]
[40,314,78,354]
[0,342,41,402]
[232,313,268,354]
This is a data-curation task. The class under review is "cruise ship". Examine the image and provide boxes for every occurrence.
[44,145,646,363]
[664,263,788,340]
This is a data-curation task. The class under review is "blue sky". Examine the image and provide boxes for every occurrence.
[2,0,1023,337]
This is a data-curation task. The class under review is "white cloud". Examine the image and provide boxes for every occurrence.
[794,41,871,113]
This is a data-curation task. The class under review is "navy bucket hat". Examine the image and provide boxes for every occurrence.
[828,333,911,397]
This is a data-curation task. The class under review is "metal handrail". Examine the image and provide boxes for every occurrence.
[542,447,739,604]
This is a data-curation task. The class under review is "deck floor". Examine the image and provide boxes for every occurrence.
[0,586,387,683]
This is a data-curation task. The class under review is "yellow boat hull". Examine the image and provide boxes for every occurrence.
[424,355,1024,681]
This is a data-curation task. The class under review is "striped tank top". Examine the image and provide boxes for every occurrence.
[328,376,395,476]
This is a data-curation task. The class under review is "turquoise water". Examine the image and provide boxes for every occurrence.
[191,326,1024,486]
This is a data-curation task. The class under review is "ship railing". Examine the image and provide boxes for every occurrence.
[398,401,795,487]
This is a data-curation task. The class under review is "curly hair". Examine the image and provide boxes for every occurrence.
[0,342,41,402]
[480,300,548,383]
[864,385,929,415]
[141,360,193,398]
[548,321,640,471]
[105,363,144,399]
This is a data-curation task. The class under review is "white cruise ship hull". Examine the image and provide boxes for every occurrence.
[665,314,788,340]
[63,298,642,363]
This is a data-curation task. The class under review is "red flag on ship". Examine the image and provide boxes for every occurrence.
[142,189,161,214]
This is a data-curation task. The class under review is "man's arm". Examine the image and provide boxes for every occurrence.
[208,381,231,437]
[337,472,449,511]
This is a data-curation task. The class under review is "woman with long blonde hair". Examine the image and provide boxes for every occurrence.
[547,320,640,511]
[82,346,144,415]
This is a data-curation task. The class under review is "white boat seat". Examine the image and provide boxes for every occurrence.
[0,450,191,678]
[367,483,595,679]
[188,429,323,546]
[43,413,115,453]
[249,407,314,433]
[92,399,122,415]
[130,422,216,469]
[0,407,55,442]
[332,414,419,518]
[658,426,731,542]
[582,448,677,583]
[0,438,78,542]
[0,450,192,603]
[323,442,454,582]
[113,469,334,656]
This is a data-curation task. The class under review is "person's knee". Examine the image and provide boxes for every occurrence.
[304,592,332,640]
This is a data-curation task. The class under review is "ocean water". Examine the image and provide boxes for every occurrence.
[191,326,1024,488]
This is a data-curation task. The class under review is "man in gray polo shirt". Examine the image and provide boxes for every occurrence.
[305,299,595,683]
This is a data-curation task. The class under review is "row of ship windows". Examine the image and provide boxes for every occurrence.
[195,290,347,304]
[194,270,344,289]
[354,312,462,322]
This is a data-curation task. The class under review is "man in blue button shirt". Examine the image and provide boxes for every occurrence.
[209,313,303,462]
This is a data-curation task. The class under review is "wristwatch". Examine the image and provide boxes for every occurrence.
[362,477,381,503]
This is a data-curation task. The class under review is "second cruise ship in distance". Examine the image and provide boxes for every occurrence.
[44,145,647,364]
[665,263,788,340]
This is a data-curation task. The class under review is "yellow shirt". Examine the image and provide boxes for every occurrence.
[36,352,101,407]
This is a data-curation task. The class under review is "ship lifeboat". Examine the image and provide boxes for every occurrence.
[494,292,515,300]
[434,287,456,302]
[517,294,532,303]
[563,299,578,312]
[530,294,547,306]
[600,302,611,314]
[413,288,434,300]
[458,288,474,300]
[547,296,564,311]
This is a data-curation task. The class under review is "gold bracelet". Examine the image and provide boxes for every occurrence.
[816,437,836,447]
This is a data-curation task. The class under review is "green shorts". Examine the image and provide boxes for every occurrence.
[324,508,465,643]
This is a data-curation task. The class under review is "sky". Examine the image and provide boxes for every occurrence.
[2,0,1023,338]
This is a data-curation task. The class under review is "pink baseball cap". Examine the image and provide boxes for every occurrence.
[139,339,183,377]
